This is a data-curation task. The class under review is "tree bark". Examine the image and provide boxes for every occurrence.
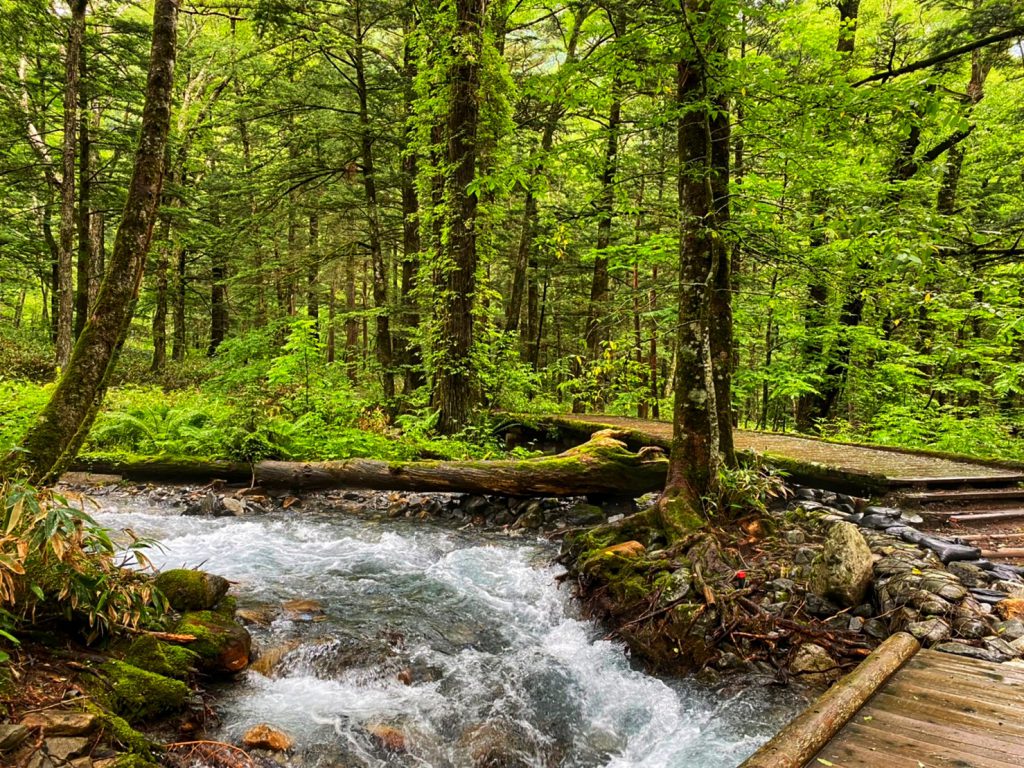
[2,0,179,484]
[56,0,86,368]
[433,0,488,434]
[74,33,92,340]
[659,0,731,538]
[353,2,395,399]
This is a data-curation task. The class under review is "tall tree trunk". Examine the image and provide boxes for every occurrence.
[353,2,395,400]
[795,0,861,431]
[151,217,170,372]
[172,245,186,361]
[56,0,86,368]
[307,212,320,328]
[584,13,625,366]
[207,178,227,356]
[505,5,587,341]
[345,248,359,381]
[2,0,179,484]
[74,37,92,340]
[658,0,731,538]
[432,0,488,435]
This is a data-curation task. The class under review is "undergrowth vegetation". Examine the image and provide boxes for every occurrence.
[0,482,165,662]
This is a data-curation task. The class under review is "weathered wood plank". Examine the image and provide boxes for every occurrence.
[739,633,920,768]
[912,649,1024,683]
[869,690,1024,739]
[817,720,1022,768]
[949,509,1024,523]
[854,706,1024,760]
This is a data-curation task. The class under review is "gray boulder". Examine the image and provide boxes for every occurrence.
[810,522,875,607]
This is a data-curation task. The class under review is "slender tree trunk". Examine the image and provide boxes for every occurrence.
[2,0,179,483]
[432,0,488,434]
[207,179,227,356]
[172,245,186,361]
[504,5,587,337]
[584,15,624,366]
[56,0,86,368]
[151,216,170,372]
[353,4,395,400]
[307,211,320,327]
[345,249,359,381]
[795,0,861,431]
[74,37,92,340]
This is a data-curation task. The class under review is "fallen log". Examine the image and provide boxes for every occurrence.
[739,632,920,768]
[70,430,669,497]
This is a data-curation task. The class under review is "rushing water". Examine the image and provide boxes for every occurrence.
[93,489,807,768]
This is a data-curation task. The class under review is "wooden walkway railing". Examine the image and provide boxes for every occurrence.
[740,632,1024,768]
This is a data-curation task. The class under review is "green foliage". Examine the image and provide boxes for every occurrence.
[0,482,167,657]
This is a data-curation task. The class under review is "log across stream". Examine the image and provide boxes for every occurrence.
[72,430,668,497]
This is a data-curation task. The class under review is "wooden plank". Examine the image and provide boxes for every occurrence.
[816,719,1022,768]
[740,633,920,768]
[954,533,1024,542]
[893,667,1024,707]
[981,547,1024,558]
[889,474,1024,487]
[856,705,1024,761]
[902,488,1024,503]
[949,509,1024,523]
[901,659,1024,696]
[913,649,1024,683]
[870,690,1024,739]
[881,679,1024,722]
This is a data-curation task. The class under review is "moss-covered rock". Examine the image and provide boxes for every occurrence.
[93,661,188,723]
[175,610,251,674]
[124,634,199,679]
[154,568,229,612]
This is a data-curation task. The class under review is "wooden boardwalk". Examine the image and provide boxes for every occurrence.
[809,649,1024,767]
[741,634,1024,768]
[542,414,1024,489]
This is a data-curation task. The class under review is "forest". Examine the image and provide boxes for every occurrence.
[1,0,1022,474]
[1,2,1024,766]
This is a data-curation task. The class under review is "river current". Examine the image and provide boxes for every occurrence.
[93,490,806,768]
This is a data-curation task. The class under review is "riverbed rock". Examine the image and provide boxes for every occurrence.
[790,643,838,685]
[366,723,406,752]
[0,723,29,752]
[282,598,326,621]
[994,619,1024,641]
[175,611,252,673]
[43,737,89,762]
[907,618,951,645]
[996,598,1024,620]
[934,641,1005,663]
[810,522,874,607]
[154,569,230,612]
[242,724,293,752]
[458,722,528,768]
[19,711,97,737]
[124,634,198,680]
[601,541,646,558]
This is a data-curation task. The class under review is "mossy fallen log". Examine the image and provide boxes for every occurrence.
[70,430,669,497]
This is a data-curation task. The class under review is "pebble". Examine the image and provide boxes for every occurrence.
[994,619,1024,642]
[907,618,951,645]
[782,530,806,545]
[794,547,817,565]
[0,724,29,752]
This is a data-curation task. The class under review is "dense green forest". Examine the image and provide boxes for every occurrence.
[2,0,1023,469]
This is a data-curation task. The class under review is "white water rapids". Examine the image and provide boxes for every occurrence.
[93,490,807,767]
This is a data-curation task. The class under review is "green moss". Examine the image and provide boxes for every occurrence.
[124,634,198,679]
[94,660,188,723]
[110,755,162,768]
[175,610,251,673]
[80,700,157,757]
[215,594,238,618]
[154,568,229,612]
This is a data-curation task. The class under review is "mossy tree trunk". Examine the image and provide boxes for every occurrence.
[658,0,733,539]
[0,0,179,485]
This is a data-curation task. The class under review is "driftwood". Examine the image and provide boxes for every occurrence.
[739,632,920,768]
[70,430,669,497]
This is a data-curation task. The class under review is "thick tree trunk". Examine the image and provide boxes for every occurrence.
[659,1,731,539]
[2,0,179,484]
[56,0,86,368]
[73,430,667,497]
[433,0,487,435]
